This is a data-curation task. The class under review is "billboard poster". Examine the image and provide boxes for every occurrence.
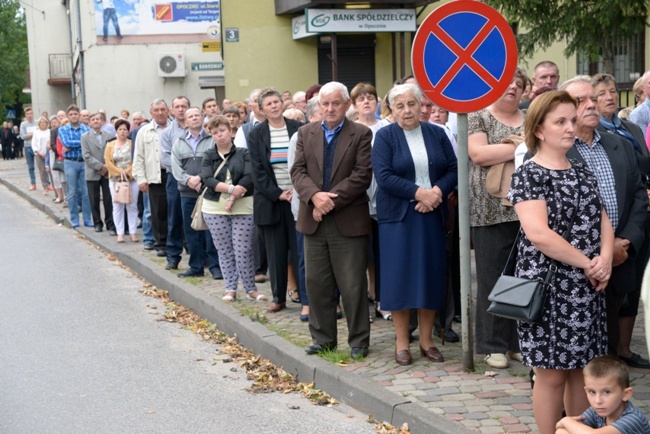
[95,0,220,44]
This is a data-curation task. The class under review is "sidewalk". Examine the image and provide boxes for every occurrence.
[2,158,649,434]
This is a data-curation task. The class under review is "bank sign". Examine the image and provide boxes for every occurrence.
[305,9,416,33]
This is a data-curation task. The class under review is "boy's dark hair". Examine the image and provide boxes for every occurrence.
[584,355,630,389]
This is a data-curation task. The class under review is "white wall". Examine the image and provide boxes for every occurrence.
[26,0,224,119]
[24,1,73,115]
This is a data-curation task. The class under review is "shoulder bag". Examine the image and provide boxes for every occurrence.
[191,154,230,231]
[113,172,132,204]
[487,168,581,323]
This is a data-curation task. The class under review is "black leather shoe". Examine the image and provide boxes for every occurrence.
[165,262,179,270]
[435,328,460,343]
[350,347,369,360]
[109,229,117,236]
[178,269,204,278]
[210,268,223,280]
[94,226,103,233]
[619,353,650,369]
[305,344,335,355]
[156,250,167,257]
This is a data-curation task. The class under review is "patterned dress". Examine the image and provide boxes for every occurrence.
[507,160,608,370]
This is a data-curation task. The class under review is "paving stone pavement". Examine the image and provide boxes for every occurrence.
[3,158,649,433]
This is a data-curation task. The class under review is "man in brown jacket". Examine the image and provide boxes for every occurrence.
[290,81,373,360]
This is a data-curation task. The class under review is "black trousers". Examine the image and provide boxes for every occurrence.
[148,170,168,251]
[87,177,114,230]
[259,202,298,304]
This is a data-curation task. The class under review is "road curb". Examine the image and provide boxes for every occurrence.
[0,176,472,433]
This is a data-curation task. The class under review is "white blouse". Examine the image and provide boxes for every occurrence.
[404,126,432,190]
[32,129,50,155]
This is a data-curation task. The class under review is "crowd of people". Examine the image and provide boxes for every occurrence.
[5,59,650,433]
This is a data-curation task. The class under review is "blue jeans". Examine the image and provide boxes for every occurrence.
[24,146,35,185]
[142,192,154,244]
[180,196,219,273]
[102,8,121,39]
[64,159,92,226]
[166,175,184,264]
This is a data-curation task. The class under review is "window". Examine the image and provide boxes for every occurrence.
[577,29,645,89]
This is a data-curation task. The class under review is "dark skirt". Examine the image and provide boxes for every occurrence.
[379,204,446,311]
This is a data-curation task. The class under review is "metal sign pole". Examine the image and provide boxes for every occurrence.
[411,0,518,372]
[456,113,474,371]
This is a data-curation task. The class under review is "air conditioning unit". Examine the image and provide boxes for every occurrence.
[157,53,186,78]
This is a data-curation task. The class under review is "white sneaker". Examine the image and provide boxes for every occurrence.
[485,353,508,369]
[507,351,523,363]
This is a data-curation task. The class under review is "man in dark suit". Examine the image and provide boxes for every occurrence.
[1,121,14,160]
[291,81,373,360]
[81,112,115,234]
[562,77,648,367]
[248,87,302,313]
[592,73,650,369]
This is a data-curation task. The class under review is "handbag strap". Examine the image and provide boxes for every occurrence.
[503,166,582,276]
[199,153,231,198]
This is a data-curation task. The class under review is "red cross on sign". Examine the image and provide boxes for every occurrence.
[411,0,518,113]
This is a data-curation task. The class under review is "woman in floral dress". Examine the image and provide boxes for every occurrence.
[507,90,613,434]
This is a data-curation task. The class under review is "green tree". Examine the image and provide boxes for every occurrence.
[0,0,29,116]
[484,0,649,75]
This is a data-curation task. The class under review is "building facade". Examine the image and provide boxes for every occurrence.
[22,0,648,118]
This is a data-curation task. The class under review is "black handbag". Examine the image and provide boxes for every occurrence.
[486,233,557,323]
[487,168,580,323]
[52,158,64,172]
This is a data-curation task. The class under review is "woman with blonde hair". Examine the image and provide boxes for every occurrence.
[32,117,52,195]
[201,115,264,302]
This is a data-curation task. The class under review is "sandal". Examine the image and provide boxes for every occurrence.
[289,290,300,304]
[246,291,268,301]
[222,292,236,302]
[117,236,125,243]
[130,235,139,242]
[375,303,392,321]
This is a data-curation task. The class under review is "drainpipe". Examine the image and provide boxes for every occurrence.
[66,0,74,100]
[75,0,86,107]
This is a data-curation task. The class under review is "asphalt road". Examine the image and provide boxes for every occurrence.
[0,186,374,434]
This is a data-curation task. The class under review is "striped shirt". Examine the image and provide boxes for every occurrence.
[59,123,91,160]
[582,401,650,433]
[269,125,292,191]
[574,130,619,230]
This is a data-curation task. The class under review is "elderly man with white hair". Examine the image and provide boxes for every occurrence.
[292,91,307,114]
[291,81,373,360]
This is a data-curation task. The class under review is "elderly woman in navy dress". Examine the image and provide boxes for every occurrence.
[372,84,458,366]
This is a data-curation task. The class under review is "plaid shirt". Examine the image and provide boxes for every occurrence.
[58,123,91,160]
[574,130,619,230]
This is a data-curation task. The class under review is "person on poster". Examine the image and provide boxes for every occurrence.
[97,0,123,41]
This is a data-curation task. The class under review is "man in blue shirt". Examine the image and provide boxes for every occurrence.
[59,104,92,228]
